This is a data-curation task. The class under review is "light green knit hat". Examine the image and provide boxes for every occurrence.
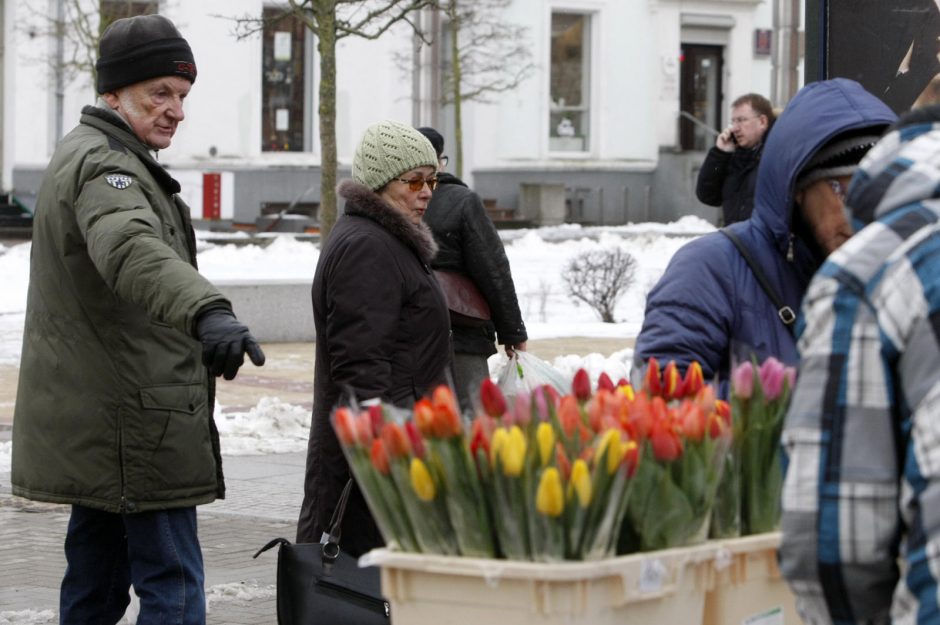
[352,119,439,191]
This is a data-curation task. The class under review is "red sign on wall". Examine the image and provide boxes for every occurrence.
[203,172,221,220]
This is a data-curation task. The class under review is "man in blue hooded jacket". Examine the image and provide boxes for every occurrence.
[634,79,896,387]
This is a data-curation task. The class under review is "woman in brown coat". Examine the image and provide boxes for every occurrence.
[297,120,451,555]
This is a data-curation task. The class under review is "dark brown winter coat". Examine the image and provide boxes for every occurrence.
[297,180,451,555]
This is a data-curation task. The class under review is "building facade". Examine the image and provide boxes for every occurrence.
[6,0,799,227]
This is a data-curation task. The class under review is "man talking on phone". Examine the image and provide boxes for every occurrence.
[696,93,775,225]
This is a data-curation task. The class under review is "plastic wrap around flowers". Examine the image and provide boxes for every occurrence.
[333,358,738,561]
[720,356,796,536]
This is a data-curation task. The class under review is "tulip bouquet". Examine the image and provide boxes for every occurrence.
[618,358,733,552]
[332,371,647,561]
[729,356,796,534]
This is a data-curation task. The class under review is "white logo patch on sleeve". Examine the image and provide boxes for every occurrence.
[105,174,133,189]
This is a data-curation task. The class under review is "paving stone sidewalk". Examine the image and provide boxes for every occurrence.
[0,452,305,624]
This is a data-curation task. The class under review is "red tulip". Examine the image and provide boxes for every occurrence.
[650,420,683,462]
[572,369,592,401]
[370,439,390,475]
[470,418,491,461]
[405,421,426,459]
[623,440,640,477]
[616,377,630,388]
[479,378,507,418]
[643,357,662,396]
[597,372,615,392]
[367,404,385,437]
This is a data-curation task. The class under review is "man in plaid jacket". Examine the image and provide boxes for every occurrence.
[780,105,940,623]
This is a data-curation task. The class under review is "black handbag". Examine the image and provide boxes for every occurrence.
[254,479,391,624]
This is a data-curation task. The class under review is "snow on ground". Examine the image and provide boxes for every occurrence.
[0,218,711,467]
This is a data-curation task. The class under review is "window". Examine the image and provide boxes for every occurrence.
[549,12,590,152]
[678,44,724,151]
[261,8,309,152]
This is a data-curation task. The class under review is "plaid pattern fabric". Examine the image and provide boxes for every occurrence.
[779,122,940,624]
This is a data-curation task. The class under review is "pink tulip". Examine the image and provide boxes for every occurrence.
[731,361,754,399]
[784,366,797,394]
[759,357,787,401]
[512,392,532,427]
[533,386,551,421]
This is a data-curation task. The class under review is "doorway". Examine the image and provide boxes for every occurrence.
[679,44,724,151]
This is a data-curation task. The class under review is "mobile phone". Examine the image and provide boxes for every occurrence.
[730,132,737,145]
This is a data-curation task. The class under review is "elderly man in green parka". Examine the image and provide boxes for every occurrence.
[11,15,265,623]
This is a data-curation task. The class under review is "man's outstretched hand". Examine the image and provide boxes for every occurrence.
[195,307,266,380]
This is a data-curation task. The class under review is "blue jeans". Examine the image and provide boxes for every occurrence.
[59,504,206,625]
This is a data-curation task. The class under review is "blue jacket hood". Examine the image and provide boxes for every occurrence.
[752,78,896,255]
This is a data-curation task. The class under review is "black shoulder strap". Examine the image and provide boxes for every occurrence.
[719,228,796,334]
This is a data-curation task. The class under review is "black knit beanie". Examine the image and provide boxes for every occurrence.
[417,127,445,157]
[96,15,196,94]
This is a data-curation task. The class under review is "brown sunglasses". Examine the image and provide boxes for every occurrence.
[396,176,438,192]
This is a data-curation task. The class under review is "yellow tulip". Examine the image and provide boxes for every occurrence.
[598,429,625,474]
[490,427,509,466]
[568,459,592,508]
[617,384,635,401]
[536,422,554,467]
[410,457,436,501]
[536,467,564,517]
[500,426,527,477]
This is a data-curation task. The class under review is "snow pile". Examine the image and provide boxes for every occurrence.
[215,397,311,456]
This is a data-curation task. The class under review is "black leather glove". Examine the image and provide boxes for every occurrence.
[195,307,266,380]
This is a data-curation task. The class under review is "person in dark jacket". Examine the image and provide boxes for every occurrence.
[695,93,775,225]
[11,15,264,623]
[635,79,896,389]
[417,127,528,412]
[297,120,451,555]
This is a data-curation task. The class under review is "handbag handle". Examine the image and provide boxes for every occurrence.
[322,478,354,564]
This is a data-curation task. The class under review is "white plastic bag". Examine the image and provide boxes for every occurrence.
[496,351,570,398]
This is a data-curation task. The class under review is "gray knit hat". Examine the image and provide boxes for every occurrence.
[352,120,438,191]
[795,129,882,192]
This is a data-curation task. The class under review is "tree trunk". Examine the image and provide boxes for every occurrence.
[315,0,339,244]
[448,2,464,179]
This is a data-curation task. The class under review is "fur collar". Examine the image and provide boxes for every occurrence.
[338,180,438,263]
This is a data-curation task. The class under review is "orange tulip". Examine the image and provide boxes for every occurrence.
[682,361,705,398]
[678,400,705,442]
[354,413,374,446]
[370,439,390,475]
[558,395,582,439]
[381,422,411,458]
[431,385,462,438]
[555,443,572,481]
[414,398,435,437]
[333,407,356,447]
[662,360,681,400]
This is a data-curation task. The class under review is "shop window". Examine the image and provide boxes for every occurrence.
[261,8,309,152]
[549,12,590,153]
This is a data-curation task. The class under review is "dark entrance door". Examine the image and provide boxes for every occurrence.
[679,44,724,150]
